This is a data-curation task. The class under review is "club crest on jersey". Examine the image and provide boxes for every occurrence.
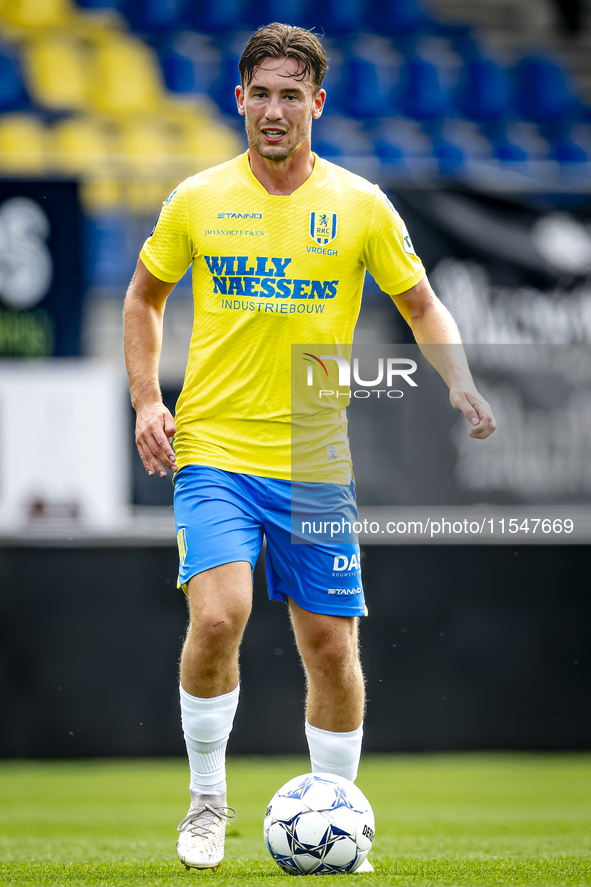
[310,211,337,246]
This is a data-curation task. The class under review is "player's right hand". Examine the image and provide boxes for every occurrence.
[135,402,178,478]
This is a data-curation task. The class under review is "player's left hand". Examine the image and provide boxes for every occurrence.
[449,387,497,439]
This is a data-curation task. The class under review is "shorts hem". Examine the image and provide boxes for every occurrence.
[179,555,256,593]
[269,587,366,618]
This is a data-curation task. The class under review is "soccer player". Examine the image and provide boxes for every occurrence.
[123,23,496,873]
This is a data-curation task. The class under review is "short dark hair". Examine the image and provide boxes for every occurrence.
[238,22,328,93]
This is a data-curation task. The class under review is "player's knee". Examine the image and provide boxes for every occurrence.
[303,629,358,674]
[195,602,250,647]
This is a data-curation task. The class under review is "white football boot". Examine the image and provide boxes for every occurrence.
[176,792,236,871]
[354,857,375,873]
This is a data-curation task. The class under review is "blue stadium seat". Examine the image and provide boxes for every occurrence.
[341,55,395,119]
[454,57,510,122]
[320,46,345,114]
[183,0,246,33]
[74,0,121,7]
[512,55,575,122]
[374,139,404,163]
[493,139,528,162]
[397,56,449,120]
[370,117,434,169]
[368,0,427,36]
[245,0,312,30]
[312,0,364,35]
[160,33,221,95]
[121,0,184,32]
[161,48,203,93]
[0,46,28,112]
[209,51,242,115]
[86,215,134,288]
[551,138,587,163]
[490,120,551,162]
[432,135,465,174]
[312,114,372,158]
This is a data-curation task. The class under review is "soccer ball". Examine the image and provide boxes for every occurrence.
[264,772,375,875]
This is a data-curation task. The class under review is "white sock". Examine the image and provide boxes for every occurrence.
[180,682,239,798]
[305,721,363,783]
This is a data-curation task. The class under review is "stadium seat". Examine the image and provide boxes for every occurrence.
[120,0,184,33]
[0,113,47,172]
[88,34,166,115]
[0,45,29,111]
[492,121,551,162]
[160,32,220,96]
[312,114,373,158]
[373,138,404,163]
[183,0,246,34]
[160,48,195,93]
[320,43,345,115]
[397,56,449,120]
[368,0,427,36]
[371,117,437,177]
[23,35,89,111]
[245,0,311,31]
[85,213,134,286]
[430,119,492,174]
[343,57,396,119]
[0,0,72,28]
[341,38,401,119]
[551,137,587,163]
[179,116,243,166]
[209,50,242,116]
[52,115,112,174]
[432,136,464,174]
[512,55,575,122]
[74,0,121,8]
[311,0,364,35]
[454,57,510,122]
[492,138,528,162]
[115,117,172,171]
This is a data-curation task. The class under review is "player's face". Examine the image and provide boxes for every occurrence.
[236,56,325,162]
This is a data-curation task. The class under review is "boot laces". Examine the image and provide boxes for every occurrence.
[177,804,236,839]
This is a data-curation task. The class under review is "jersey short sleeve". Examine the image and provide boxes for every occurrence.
[140,180,193,283]
[362,189,425,296]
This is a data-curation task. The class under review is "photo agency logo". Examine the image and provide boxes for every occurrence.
[302,353,418,399]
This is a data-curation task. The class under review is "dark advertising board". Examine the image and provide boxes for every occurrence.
[0,181,84,357]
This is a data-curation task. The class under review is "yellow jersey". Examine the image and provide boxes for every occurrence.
[140,151,425,483]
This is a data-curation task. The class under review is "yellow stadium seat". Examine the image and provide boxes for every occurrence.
[23,35,89,111]
[179,117,242,168]
[52,115,111,174]
[88,35,166,116]
[0,113,47,172]
[124,177,175,214]
[0,0,72,29]
[80,178,124,213]
[115,117,172,172]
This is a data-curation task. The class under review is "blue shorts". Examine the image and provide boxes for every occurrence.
[173,465,366,618]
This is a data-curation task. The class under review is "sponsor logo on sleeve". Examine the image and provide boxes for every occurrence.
[401,220,417,255]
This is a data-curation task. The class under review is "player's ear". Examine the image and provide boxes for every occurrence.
[312,88,325,119]
[236,84,245,115]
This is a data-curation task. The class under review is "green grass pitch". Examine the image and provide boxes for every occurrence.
[1,754,590,886]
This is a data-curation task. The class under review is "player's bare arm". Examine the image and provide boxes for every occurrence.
[123,259,178,477]
[393,276,497,440]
